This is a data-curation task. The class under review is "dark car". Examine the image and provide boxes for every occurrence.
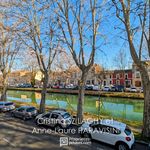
[17,83,32,88]
[23,83,32,88]
[11,106,38,120]
[115,85,125,92]
[110,86,116,92]
[0,102,15,112]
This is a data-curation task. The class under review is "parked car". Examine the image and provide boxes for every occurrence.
[35,110,72,129]
[93,85,99,91]
[24,83,32,88]
[125,88,130,92]
[17,83,32,88]
[0,102,15,112]
[110,86,116,92]
[115,85,125,92]
[11,106,38,120]
[129,87,137,92]
[72,85,78,90]
[79,119,135,150]
[85,85,94,90]
[59,84,65,89]
[65,84,75,89]
[34,85,40,88]
[140,87,143,93]
[51,84,60,89]
[102,86,110,91]
[17,83,24,88]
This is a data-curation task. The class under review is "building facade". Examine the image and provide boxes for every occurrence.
[112,70,132,88]
[132,61,150,89]
[0,61,149,89]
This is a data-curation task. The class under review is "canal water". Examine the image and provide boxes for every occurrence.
[7,90,143,122]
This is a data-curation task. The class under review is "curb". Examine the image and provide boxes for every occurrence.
[135,140,150,148]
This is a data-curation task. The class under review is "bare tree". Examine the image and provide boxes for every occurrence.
[112,0,150,137]
[53,50,75,72]
[13,0,59,113]
[20,49,39,87]
[113,49,127,70]
[55,0,105,121]
[0,3,21,101]
[52,50,76,85]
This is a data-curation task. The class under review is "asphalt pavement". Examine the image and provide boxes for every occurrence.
[0,113,149,150]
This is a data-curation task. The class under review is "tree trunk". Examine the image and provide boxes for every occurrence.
[31,72,36,88]
[77,70,87,124]
[39,72,48,113]
[1,74,8,101]
[141,71,150,138]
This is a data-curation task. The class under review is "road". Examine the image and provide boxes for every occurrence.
[0,113,149,150]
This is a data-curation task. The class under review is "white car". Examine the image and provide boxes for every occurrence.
[79,119,135,150]
[102,86,110,91]
[65,84,75,89]
[130,87,137,92]
[140,87,143,93]
[0,102,15,112]
[93,85,100,91]
[35,110,72,129]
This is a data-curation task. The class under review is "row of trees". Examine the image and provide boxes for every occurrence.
[0,0,149,137]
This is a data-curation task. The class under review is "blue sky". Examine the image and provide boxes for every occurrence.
[92,3,132,70]
[12,0,149,71]
[93,0,149,70]
[59,0,133,70]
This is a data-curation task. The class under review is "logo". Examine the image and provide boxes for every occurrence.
[60,137,91,147]
[60,137,68,147]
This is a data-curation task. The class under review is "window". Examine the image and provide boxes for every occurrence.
[26,107,36,112]
[116,80,120,85]
[103,75,106,79]
[5,102,13,106]
[125,80,131,88]
[43,113,50,118]
[104,81,106,86]
[91,124,121,135]
[90,124,100,130]
[86,80,90,84]
[51,113,59,119]
[136,72,140,78]
[135,81,141,87]
[104,126,121,135]
[125,74,128,79]
[92,80,95,85]
[116,74,120,79]
[63,113,70,119]
[124,126,131,136]
[17,107,25,112]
